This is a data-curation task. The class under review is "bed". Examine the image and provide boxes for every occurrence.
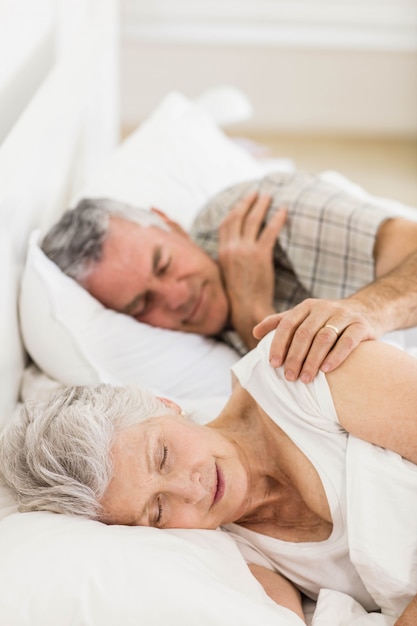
[0,5,415,624]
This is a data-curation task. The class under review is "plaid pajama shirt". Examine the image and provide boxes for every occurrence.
[190,170,395,355]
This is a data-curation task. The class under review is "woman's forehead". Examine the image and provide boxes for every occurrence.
[118,413,182,441]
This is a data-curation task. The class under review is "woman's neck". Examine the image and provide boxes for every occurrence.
[208,382,332,538]
[209,384,291,519]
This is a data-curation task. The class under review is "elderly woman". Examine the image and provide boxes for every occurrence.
[1,334,417,624]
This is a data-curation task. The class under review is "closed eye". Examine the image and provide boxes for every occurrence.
[133,292,153,319]
[155,496,164,527]
[156,256,171,277]
[123,291,153,318]
[152,243,171,277]
[160,445,168,469]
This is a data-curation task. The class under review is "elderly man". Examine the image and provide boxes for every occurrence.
[41,170,417,382]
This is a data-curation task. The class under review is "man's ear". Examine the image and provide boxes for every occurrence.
[151,207,189,237]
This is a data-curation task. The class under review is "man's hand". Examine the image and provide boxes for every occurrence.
[218,191,287,350]
[254,218,417,382]
[253,296,381,383]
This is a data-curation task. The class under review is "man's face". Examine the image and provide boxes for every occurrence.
[83,216,230,336]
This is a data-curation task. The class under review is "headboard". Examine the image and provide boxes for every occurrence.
[0,0,119,422]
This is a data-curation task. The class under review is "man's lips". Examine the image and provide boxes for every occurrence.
[212,465,225,506]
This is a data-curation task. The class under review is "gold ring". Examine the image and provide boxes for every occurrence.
[323,324,340,336]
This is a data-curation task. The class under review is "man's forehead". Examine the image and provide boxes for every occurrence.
[106,216,167,249]
[108,214,168,234]
[108,214,150,234]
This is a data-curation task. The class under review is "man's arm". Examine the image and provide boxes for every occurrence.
[254,216,417,382]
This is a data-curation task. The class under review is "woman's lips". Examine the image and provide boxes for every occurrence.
[213,465,225,506]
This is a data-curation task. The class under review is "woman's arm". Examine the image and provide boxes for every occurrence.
[325,340,417,464]
[248,564,306,622]
[395,595,417,625]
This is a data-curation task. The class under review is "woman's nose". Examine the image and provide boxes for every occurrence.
[170,471,207,504]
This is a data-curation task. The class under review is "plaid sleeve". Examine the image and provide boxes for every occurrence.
[260,170,397,300]
[190,170,399,352]
[192,170,397,301]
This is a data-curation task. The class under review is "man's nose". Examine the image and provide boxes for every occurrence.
[169,471,207,504]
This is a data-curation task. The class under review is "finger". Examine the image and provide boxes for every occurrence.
[253,313,284,339]
[240,194,272,240]
[320,327,364,374]
[266,308,313,370]
[276,313,341,380]
[258,206,287,248]
[218,191,259,246]
[280,326,318,381]
[295,324,346,383]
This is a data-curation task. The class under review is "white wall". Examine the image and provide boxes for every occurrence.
[120,0,417,136]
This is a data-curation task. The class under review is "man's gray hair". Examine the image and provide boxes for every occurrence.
[0,385,170,520]
[41,197,168,283]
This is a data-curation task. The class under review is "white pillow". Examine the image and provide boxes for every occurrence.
[0,511,303,626]
[20,231,239,420]
[81,91,265,230]
[19,91,267,414]
[312,589,395,625]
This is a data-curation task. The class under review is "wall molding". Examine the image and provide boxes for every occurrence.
[122,0,417,52]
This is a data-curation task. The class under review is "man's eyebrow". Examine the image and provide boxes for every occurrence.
[121,246,162,315]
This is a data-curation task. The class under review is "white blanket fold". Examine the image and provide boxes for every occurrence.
[346,437,417,617]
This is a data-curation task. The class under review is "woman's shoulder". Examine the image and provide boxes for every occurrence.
[232,333,342,433]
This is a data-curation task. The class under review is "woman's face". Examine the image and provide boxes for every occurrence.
[100,415,249,529]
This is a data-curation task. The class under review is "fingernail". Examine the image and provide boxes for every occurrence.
[285,370,295,381]
[270,358,281,368]
[300,373,311,383]
[321,363,330,372]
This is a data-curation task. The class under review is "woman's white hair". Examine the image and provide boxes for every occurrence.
[0,385,171,520]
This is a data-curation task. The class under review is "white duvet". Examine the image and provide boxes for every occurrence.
[347,437,417,618]
[311,435,417,625]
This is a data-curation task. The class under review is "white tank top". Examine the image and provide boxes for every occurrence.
[223,333,377,611]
